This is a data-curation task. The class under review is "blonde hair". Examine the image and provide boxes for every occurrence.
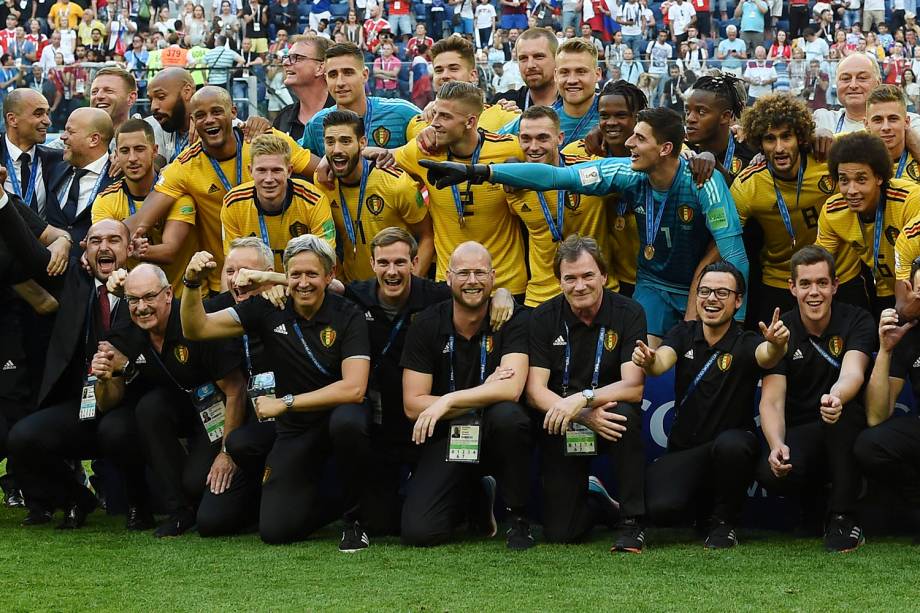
[249,133,291,165]
[557,38,598,62]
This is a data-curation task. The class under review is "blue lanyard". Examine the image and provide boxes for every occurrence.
[257,210,270,247]
[808,338,841,369]
[291,320,332,377]
[173,132,189,162]
[124,172,157,216]
[206,130,243,192]
[554,95,598,148]
[146,341,194,395]
[242,334,252,374]
[60,162,111,212]
[644,158,681,253]
[447,132,484,226]
[5,148,39,206]
[447,333,488,393]
[770,156,805,246]
[866,191,887,277]
[896,150,908,178]
[535,159,566,242]
[337,158,371,253]
[379,314,406,359]
[723,133,736,172]
[835,112,846,134]
[364,98,375,142]
[561,322,605,396]
[679,350,719,407]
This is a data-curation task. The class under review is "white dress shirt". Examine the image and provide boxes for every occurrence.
[4,137,47,216]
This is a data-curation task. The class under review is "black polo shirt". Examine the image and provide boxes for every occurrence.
[529,289,646,397]
[689,138,756,183]
[400,299,529,397]
[232,291,370,429]
[662,320,763,450]
[109,301,243,396]
[889,324,920,405]
[768,301,876,427]
[206,291,270,376]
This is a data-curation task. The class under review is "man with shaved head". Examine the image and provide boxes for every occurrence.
[399,241,535,549]
[144,67,197,165]
[132,85,320,293]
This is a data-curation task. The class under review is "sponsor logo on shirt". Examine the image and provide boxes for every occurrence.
[684,349,693,359]
[273,324,288,335]
[208,184,221,194]
[578,166,600,186]
[136,354,147,365]
[792,348,804,360]
[2,360,15,370]
[553,335,566,346]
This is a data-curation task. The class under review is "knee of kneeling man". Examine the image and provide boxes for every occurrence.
[328,403,368,438]
[260,524,298,545]
[400,525,449,548]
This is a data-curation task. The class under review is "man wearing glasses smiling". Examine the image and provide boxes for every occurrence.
[273,35,336,143]
[634,260,788,550]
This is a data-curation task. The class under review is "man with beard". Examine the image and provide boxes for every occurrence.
[7,219,150,530]
[635,261,788,549]
[399,241,533,549]
[132,86,319,294]
[493,27,559,110]
[314,110,433,282]
[99,263,248,538]
[272,35,336,142]
[221,133,335,272]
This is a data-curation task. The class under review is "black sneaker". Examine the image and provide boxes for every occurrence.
[154,508,196,538]
[21,508,53,526]
[704,520,739,549]
[506,516,535,550]
[611,517,646,553]
[5,489,25,508]
[588,475,620,529]
[824,514,864,552]
[339,520,370,552]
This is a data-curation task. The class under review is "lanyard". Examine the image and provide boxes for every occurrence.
[173,131,189,162]
[835,112,847,134]
[124,172,157,216]
[242,334,252,374]
[644,158,681,252]
[770,156,805,246]
[291,320,332,377]
[723,133,736,173]
[447,132,484,226]
[860,191,887,277]
[554,94,598,148]
[206,130,243,192]
[6,148,39,206]
[337,158,371,253]
[808,338,841,369]
[679,350,719,407]
[535,159,566,242]
[63,162,110,213]
[561,322,605,396]
[147,342,193,395]
[447,333,488,393]
[896,150,908,178]
[364,98,374,142]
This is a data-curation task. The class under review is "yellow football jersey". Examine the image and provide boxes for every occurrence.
[155,127,314,290]
[92,179,198,289]
[405,104,522,140]
[395,130,527,296]
[221,178,336,272]
[314,164,428,283]
[816,179,920,297]
[895,214,920,281]
[731,155,836,288]
[895,152,920,185]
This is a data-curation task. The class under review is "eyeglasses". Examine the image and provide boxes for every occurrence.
[696,286,738,300]
[125,286,168,306]
[281,52,323,65]
[449,269,492,281]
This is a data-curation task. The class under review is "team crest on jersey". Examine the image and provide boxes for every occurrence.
[366,194,385,216]
[484,335,494,354]
[886,225,900,246]
[289,221,309,237]
[174,345,189,364]
[564,193,581,211]
[320,326,336,348]
[678,205,694,224]
[818,175,835,195]
[604,330,618,351]
[851,240,867,255]
[730,157,742,175]
[828,335,843,357]
[909,160,920,181]
[372,126,391,147]
[717,353,732,371]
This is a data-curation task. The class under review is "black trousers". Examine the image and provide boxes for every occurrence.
[401,401,533,547]
[134,387,218,515]
[854,416,920,507]
[258,404,364,545]
[7,401,144,511]
[197,419,276,538]
[789,4,810,38]
[646,429,759,526]
[756,407,866,515]
[539,402,645,543]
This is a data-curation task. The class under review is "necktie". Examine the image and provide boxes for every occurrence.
[97,284,111,332]
[62,168,88,222]
[19,152,32,207]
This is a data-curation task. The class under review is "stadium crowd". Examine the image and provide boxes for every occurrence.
[1,0,920,556]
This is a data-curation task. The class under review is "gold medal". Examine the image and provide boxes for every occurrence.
[644,245,655,260]
[614,215,626,231]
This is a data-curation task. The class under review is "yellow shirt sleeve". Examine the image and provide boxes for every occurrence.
[220,196,244,256]
[406,115,427,141]
[896,216,920,281]
[154,161,187,201]
[392,173,429,226]
[90,193,121,224]
[166,196,196,225]
[310,193,337,249]
[815,197,840,256]
[394,142,423,180]
[729,180,751,227]
[276,129,314,176]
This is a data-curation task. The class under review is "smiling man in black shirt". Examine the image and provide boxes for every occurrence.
[399,241,534,549]
[756,246,876,552]
[634,260,789,549]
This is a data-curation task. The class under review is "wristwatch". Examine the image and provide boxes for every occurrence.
[581,388,595,407]
[282,393,294,409]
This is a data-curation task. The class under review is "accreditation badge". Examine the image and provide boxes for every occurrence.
[565,422,597,456]
[247,371,276,422]
[446,414,481,463]
[79,376,97,421]
[192,382,226,443]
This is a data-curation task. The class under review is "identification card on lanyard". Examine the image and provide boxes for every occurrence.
[79,375,98,421]
[247,371,277,422]
[192,382,227,443]
[446,413,482,463]
[565,422,596,455]
[561,323,605,456]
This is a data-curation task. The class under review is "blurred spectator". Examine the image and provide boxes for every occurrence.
[734,0,767,53]
[48,0,84,32]
[499,0,527,32]
[863,0,884,32]
[802,57,829,110]
[270,28,291,55]
[904,68,919,112]
[387,0,412,39]
[204,33,244,88]
[186,4,210,40]
[802,28,829,63]
[373,40,401,96]
[364,5,390,55]
[474,0,495,50]
[410,43,434,105]
[662,63,691,112]
[743,46,775,103]
[343,10,365,48]
[620,47,642,84]
[407,23,434,57]
[768,29,791,60]
[683,37,707,72]
[78,9,106,46]
[716,25,746,77]
[243,0,269,53]
[581,23,604,57]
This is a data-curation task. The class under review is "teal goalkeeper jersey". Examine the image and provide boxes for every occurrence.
[498,96,599,148]
[299,96,421,156]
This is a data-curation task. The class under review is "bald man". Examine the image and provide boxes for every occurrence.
[144,68,197,165]
[46,107,116,254]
